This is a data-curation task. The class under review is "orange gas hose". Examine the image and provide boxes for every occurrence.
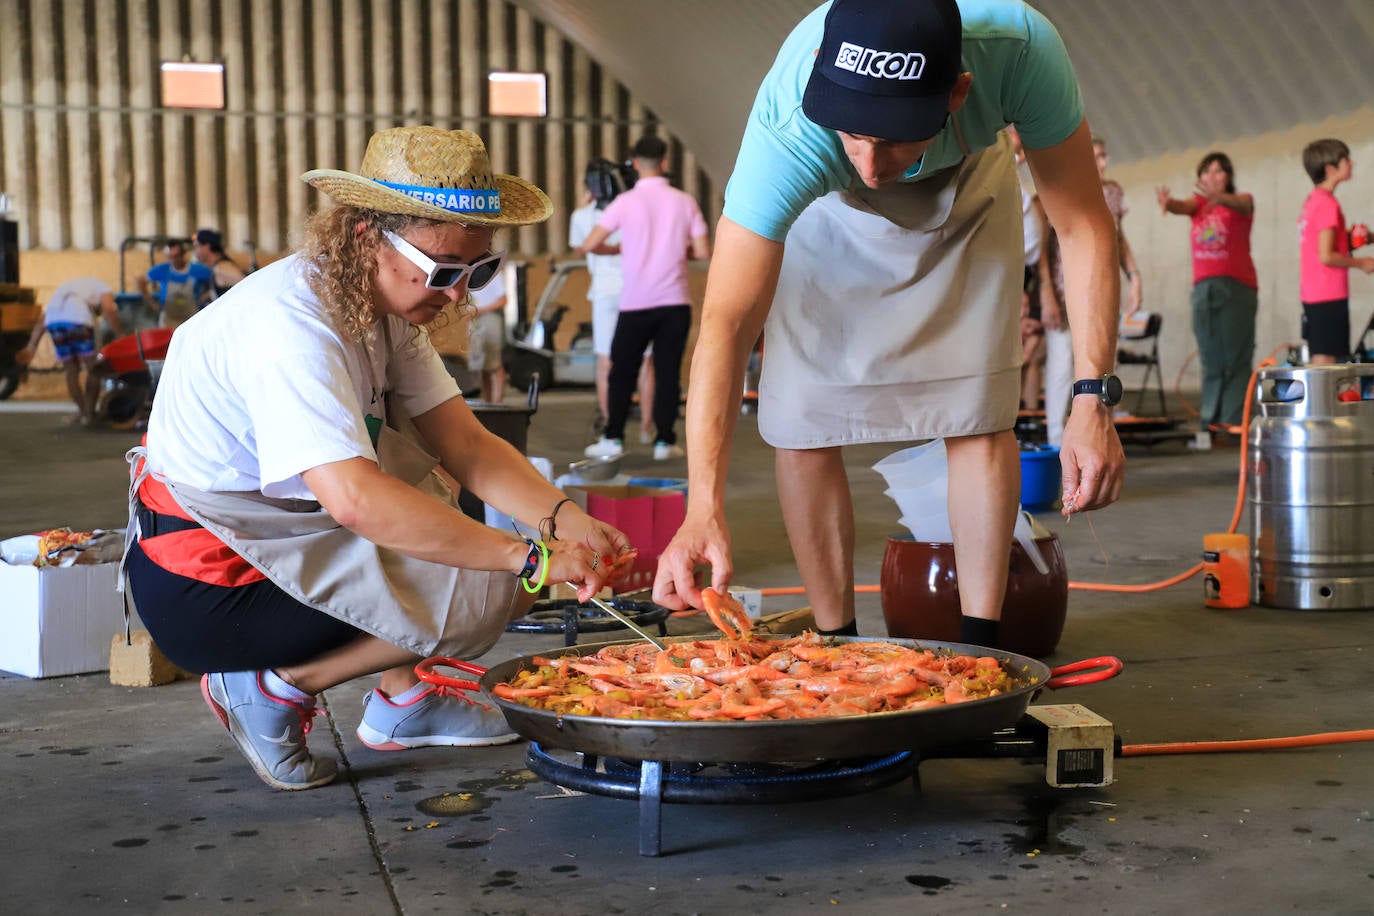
[1120,729,1374,757]
[1067,348,1286,593]
[1173,350,1200,417]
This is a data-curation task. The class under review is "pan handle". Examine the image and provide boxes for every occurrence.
[415,656,488,692]
[1045,656,1123,689]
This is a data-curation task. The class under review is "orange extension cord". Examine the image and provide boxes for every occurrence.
[1120,730,1374,757]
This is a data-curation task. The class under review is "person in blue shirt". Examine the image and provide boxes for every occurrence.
[654,0,1126,649]
[139,238,214,328]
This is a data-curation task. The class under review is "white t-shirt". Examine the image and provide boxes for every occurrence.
[470,273,507,313]
[43,277,112,327]
[147,255,459,501]
[568,203,623,302]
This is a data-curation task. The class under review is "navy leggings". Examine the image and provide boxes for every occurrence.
[126,540,363,674]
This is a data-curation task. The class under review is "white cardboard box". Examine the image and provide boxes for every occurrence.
[1,561,131,678]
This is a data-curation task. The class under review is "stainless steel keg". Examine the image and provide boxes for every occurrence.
[1249,364,1374,609]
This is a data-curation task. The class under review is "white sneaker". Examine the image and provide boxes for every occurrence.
[653,441,684,461]
[639,427,655,445]
[584,437,624,458]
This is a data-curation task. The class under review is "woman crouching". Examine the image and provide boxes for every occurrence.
[125,127,629,790]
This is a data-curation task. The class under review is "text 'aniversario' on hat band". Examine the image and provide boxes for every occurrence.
[374,180,501,213]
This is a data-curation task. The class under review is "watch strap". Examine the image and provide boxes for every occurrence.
[1072,378,1103,398]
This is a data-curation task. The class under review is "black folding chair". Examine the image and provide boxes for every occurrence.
[1117,312,1167,416]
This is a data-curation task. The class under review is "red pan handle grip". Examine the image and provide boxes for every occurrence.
[415,656,488,691]
[1046,656,1123,689]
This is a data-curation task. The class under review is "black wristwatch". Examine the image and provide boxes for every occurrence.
[1072,373,1124,407]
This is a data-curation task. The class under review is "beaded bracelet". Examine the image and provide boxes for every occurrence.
[519,538,550,594]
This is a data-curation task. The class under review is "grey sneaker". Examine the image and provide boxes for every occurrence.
[356,686,520,750]
[200,672,338,791]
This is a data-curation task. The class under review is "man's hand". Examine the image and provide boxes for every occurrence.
[1125,274,1143,312]
[1040,292,1064,332]
[652,510,732,611]
[1059,401,1125,516]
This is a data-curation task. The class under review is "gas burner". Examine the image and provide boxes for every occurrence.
[505,597,670,646]
[525,742,919,856]
[521,707,1116,856]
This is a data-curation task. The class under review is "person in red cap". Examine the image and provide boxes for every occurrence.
[655,0,1125,649]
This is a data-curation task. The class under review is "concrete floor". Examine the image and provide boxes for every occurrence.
[2,391,1372,915]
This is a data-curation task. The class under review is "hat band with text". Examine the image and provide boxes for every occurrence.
[374,180,501,213]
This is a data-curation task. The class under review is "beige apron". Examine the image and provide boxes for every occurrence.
[123,326,531,659]
[758,126,1023,449]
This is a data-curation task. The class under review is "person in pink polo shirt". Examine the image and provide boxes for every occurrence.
[576,135,711,461]
[1296,138,1374,365]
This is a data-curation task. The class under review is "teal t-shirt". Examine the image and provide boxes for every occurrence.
[723,0,1084,242]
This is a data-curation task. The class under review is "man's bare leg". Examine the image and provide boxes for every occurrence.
[776,446,854,630]
[62,359,89,420]
[945,430,1020,642]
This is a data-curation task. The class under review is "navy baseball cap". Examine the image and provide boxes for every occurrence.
[802,0,963,142]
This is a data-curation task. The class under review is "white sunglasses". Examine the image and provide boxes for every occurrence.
[383,230,506,291]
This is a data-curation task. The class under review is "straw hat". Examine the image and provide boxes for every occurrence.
[302,126,552,227]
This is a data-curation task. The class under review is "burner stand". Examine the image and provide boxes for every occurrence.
[525,742,920,856]
[505,598,671,646]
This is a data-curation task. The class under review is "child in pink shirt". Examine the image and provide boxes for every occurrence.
[1298,138,1374,364]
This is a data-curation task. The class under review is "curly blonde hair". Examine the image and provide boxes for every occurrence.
[299,204,475,342]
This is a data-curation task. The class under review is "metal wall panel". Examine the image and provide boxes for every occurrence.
[0,0,721,254]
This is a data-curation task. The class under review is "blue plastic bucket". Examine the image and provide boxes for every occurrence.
[1019,446,1061,512]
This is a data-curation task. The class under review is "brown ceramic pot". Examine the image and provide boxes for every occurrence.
[879,533,1069,658]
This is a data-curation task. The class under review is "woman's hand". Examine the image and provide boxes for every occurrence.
[1155,185,1171,213]
[537,508,634,600]
[537,537,624,603]
[1194,181,1221,205]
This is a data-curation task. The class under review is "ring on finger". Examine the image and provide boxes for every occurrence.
[590,554,599,571]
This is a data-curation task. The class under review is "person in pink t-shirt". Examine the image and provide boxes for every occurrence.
[1297,138,1374,365]
[1157,151,1258,427]
[576,135,711,461]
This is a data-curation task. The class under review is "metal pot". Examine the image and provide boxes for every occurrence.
[420,638,1120,763]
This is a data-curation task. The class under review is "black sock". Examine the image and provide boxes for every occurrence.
[959,615,1000,648]
[817,620,859,637]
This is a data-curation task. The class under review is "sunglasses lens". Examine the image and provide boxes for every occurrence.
[467,259,501,291]
[429,267,464,289]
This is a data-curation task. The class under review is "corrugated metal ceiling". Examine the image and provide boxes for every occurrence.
[515,0,1374,181]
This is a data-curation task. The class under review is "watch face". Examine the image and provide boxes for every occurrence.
[1103,374,1124,406]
